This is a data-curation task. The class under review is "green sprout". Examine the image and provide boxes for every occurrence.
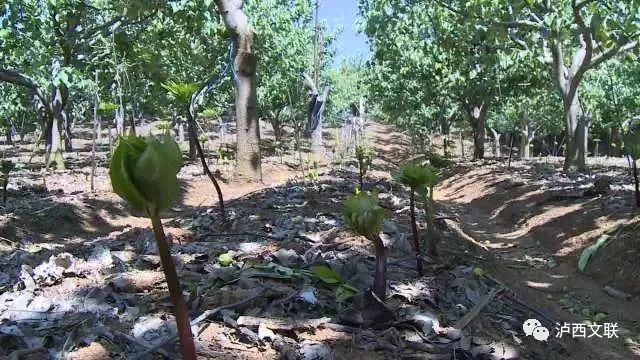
[109,134,196,360]
[417,164,440,257]
[394,163,436,275]
[1,160,15,204]
[355,145,373,191]
[344,192,388,299]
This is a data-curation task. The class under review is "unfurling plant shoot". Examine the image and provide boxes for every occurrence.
[1,160,14,204]
[355,145,372,191]
[344,192,388,299]
[417,164,440,257]
[394,163,433,275]
[109,134,196,360]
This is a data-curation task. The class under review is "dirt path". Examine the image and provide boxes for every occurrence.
[437,163,640,359]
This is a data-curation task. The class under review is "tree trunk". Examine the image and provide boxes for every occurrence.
[520,124,537,160]
[469,102,489,160]
[409,191,423,276]
[45,88,66,170]
[5,125,13,146]
[562,93,588,172]
[633,158,640,208]
[97,119,102,143]
[63,111,73,151]
[129,111,137,136]
[214,0,262,181]
[489,128,501,157]
[0,69,64,168]
[178,123,185,143]
[426,189,439,257]
[187,119,197,160]
[44,115,65,170]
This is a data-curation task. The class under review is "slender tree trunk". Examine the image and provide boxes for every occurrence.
[129,111,137,136]
[187,110,226,220]
[214,0,262,181]
[507,130,515,168]
[426,190,439,257]
[187,119,197,160]
[459,131,465,159]
[91,72,98,193]
[633,158,640,208]
[469,102,489,160]
[63,111,73,151]
[97,119,102,143]
[5,125,13,146]
[489,128,501,158]
[409,191,423,276]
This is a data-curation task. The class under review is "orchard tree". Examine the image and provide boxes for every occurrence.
[250,0,316,141]
[582,58,640,156]
[213,0,262,181]
[0,0,159,169]
[493,0,640,171]
[361,0,527,159]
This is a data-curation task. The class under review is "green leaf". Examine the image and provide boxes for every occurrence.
[335,283,357,303]
[310,265,342,284]
[578,225,622,272]
[217,252,234,266]
[109,134,182,217]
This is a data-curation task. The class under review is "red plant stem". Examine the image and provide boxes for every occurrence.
[426,190,439,257]
[409,191,424,275]
[633,158,640,208]
[189,113,226,220]
[371,235,388,299]
[2,177,7,204]
[150,216,197,360]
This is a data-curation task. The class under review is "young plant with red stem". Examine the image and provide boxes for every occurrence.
[110,134,197,360]
[344,192,388,299]
[395,163,433,276]
[418,164,440,257]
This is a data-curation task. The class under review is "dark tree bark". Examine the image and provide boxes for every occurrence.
[187,119,197,160]
[469,102,489,160]
[214,0,262,181]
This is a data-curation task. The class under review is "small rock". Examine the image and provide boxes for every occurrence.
[132,316,175,345]
[298,341,333,360]
[273,248,302,267]
[258,323,277,341]
[297,288,318,305]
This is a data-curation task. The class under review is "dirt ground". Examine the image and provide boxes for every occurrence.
[0,121,639,359]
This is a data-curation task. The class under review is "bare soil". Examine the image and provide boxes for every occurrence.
[0,121,638,359]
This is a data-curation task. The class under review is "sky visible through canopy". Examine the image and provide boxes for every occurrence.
[318,0,370,66]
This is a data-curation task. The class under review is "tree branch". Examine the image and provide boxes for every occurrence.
[588,41,638,70]
[0,69,47,105]
[549,40,568,96]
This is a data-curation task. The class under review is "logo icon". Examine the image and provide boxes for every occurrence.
[523,318,549,341]
[532,326,550,341]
